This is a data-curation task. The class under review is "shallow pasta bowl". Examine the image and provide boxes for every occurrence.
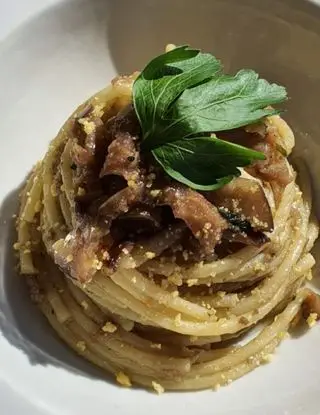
[0,0,320,414]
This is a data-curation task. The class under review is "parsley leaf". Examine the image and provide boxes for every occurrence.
[133,45,221,146]
[133,46,287,190]
[153,135,265,191]
[167,69,287,138]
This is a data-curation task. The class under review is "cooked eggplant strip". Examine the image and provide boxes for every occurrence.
[206,177,273,232]
[219,209,270,247]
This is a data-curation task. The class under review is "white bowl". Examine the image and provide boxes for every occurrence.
[0,1,320,414]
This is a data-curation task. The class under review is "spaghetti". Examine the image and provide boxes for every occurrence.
[16,50,320,393]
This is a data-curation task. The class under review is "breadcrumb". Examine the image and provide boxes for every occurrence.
[150,343,162,349]
[76,341,86,352]
[81,300,89,310]
[278,331,289,340]
[127,180,136,188]
[79,118,96,135]
[150,189,160,198]
[165,43,176,52]
[152,381,164,394]
[102,322,117,333]
[102,250,109,260]
[217,291,226,298]
[307,313,318,328]
[261,354,273,364]
[96,261,103,270]
[66,254,73,263]
[168,274,183,286]
[239,316,250,325]
[187,279,198,287]
[50,183,58,196]
[306,273,313,281]
[35,200,42,212]
[92,104,104,118]
[77,187,86,196]
[116,372,132,387]
[174,313,182,326]
[145,251,156,259]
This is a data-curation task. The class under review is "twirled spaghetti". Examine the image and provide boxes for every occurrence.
[16,48,320,393]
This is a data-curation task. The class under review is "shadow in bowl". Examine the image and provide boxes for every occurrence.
[0,0,114,384]
[0,185,109,382]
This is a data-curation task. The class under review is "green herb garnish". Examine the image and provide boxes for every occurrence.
[133,46,287,190]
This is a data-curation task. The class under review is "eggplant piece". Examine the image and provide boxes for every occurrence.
[222,228,269,247]
[219,209,270,247]
[210,277,264,293]
[206,177,274,231]
[111,205,162,241]
[98,185,144,221]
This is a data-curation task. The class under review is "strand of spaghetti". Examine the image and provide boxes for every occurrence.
[20,165,43,222]
[36,253,307,388]
[187,291,306,376]
[74,277,159,326]
[46,271,193,378]
[60,138,75,222]
[42,139,65,239]
[118,223,186,269]
[83,256,305,336]
[66,279,106,325]
[17,169,41,274]
[37,297,117,374]
[58,192,72,229]
[199,223,294,310]
[17,220,38,274]
[189,253,313,312]
[305,219,319,253]
[112,268,213,321]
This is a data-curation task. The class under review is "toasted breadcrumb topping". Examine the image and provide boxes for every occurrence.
[81,300,89,310]
[152,381,164,394]
[261,354,273,364]
[78,118,96,135]
[116,372,132,387]
[102,322,117,333]
[150,343,161,350]
[174,313,182,326]
[76,341,86,352]
[307,312,318,328]
[92,104,104,118]
[187,279,198,287]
